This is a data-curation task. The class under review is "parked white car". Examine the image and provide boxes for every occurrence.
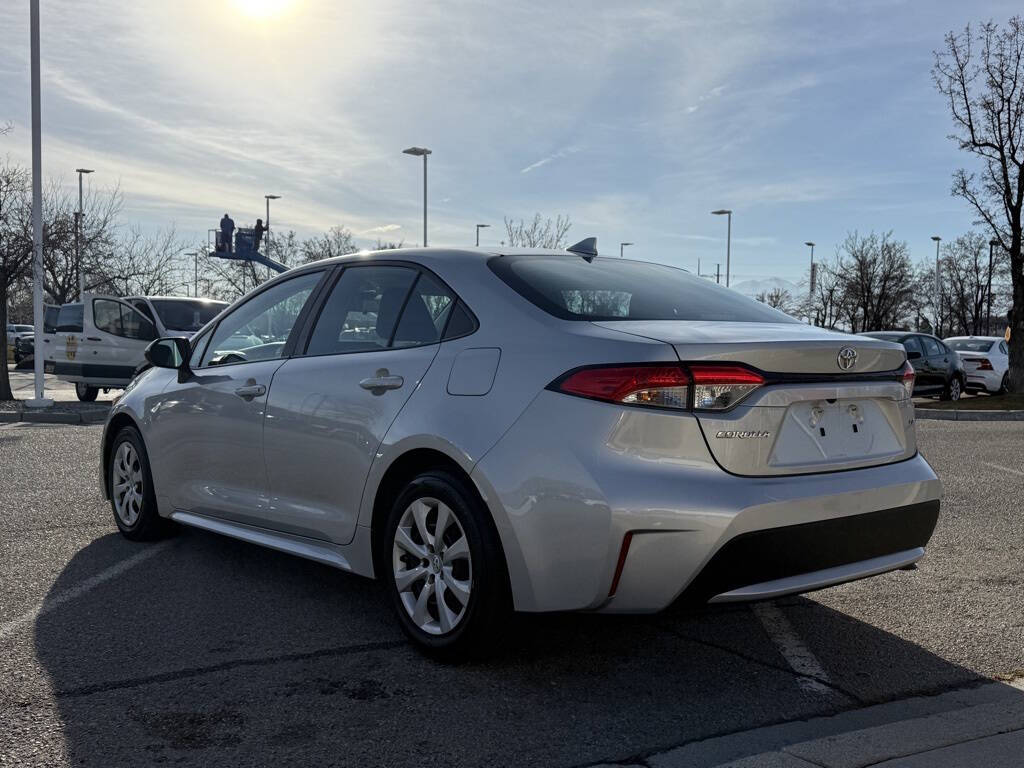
[944,336,1010,394]
[50,295,227,401]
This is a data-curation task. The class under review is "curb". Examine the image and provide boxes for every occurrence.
[916,408,1024,422]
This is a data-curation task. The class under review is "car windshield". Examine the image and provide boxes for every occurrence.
[947,339,995,353]
[14,325,32,332]
[149,299,228,332]
[489,256,798,323]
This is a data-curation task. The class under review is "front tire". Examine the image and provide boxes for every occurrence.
[384,471,510,658]
[109,426,171,541]
[76,382,98,402]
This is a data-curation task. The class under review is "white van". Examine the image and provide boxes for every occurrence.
[50,295,227,401]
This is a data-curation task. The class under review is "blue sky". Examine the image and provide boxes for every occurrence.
[0,0,1019,284]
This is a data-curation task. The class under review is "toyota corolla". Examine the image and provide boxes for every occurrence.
[100,241,941,655]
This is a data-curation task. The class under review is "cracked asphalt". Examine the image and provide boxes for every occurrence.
[1,420,1022,767]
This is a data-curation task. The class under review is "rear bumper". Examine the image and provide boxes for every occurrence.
[965,369,1002,392]
[676,500,939,604]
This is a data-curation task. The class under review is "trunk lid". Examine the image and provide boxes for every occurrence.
[594,320,916,476]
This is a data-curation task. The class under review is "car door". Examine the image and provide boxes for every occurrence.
[147,270,326,526]
[88,297,158,382]
[262,264,457,544]
[920,336,948,390]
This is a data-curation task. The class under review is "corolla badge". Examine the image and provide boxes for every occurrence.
[837,346,858,371]
[715,430,771,439]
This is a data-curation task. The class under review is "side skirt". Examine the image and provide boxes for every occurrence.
[169,511,376,578]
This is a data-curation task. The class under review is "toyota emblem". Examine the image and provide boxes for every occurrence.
[837,346,858,371]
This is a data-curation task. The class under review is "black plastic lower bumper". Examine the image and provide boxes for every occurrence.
[677,500,940,604]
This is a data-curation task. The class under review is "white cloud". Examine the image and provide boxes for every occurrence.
[520,146,581,174]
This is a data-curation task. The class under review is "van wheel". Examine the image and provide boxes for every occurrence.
[384,471,510,659]
[109,426,171,541]
[75,383,98,402]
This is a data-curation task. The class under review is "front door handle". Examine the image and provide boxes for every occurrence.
[234,383,266,400]
[359,369,404,391]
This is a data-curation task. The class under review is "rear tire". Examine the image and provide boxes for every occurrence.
[383,471,510,659]
[998,373,1009,395]
[108,426,172,541]
[941,375,962,402]
[76,382,98,402]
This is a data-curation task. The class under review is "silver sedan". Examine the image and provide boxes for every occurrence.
[101,243,941,655]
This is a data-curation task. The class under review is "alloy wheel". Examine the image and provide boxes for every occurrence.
[392,497,473,635]
[950,378,961,401]
[112,442,144,527]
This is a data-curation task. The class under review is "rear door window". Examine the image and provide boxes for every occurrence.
[922,337,944,358]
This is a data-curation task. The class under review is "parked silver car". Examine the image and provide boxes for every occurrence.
[101,244,941,655]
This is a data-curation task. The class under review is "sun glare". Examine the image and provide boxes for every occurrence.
[230,0,297,20]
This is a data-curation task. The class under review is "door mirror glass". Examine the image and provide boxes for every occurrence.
[145,337,190,370]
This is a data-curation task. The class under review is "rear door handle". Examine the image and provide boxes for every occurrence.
[359,369,404,391]
[234,383,266,399]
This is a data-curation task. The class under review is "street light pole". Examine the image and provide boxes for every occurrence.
[805,242,816,325]
[264,194,280,254]
[402,147,432,246]
[74,168,93,299]
[185,251,199,298]
[27,0,50,407]
[987,238,998,336]
[475,223,490,247]
[931,235,942,335]
[620,242,633,258]
[711,210,732,287]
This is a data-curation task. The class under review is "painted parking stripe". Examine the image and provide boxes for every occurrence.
[0,541,172,642]
[752,601,834,696]
[983,462,1024,478]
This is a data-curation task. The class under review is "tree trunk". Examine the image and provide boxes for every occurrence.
[1009,233,1024,394]
[0,277,14,401]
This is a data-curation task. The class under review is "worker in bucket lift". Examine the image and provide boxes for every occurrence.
[253,218,267,253]
[220,213,235,254]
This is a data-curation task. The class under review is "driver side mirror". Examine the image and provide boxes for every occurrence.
[145,337,191,380]
[907,351,922,360]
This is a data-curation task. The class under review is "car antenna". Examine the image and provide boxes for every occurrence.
[566,237,598,261]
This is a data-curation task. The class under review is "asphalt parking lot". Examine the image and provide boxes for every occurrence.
[1,420,1023,767]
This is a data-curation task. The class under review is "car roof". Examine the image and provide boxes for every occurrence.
[944,336,1002,341]
[127,295,228,303]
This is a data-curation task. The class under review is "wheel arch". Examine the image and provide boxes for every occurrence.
[368,447,511,593]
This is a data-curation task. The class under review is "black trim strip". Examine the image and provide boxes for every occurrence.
[53,361,138,380]
[676,500,940,605]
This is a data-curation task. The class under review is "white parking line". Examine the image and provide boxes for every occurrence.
[752,601,835,696]
[983,462,1024,478]
[0,541,172,642]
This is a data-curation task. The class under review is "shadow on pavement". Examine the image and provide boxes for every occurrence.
[32,527,1022,768]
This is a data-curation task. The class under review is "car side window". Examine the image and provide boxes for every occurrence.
[922,337,943,358]
[305,266,418,356]
[200,271,322,367]
[901,336,923,358]
[93,299,157,341]
[1000,341,1008,355]
[392,272,456,348]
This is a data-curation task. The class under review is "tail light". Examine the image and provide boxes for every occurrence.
[689,364,765,410]
[555,364,691,409]
[551,363,764,411]
[901,360,916,397]
[976,358,993,370]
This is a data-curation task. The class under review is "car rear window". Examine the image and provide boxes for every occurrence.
[488,256,797,322]
[947,339,995,353]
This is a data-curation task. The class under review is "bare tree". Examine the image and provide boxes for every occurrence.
[301,225,357,263]
[374,238,404,250]
[88,226,187,297]
[503,213,572,249]
[755,287,795,314]
[835,231,915,333]
[934,18,1024,390]
[0,160,32,400]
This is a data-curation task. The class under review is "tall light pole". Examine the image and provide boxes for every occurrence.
[27,0,50,407]
[931,235,942,334]
[987,238,998,336]
[185,251,199,298]
[75,168,93,299]
[402,147,431,246]
[711,209,732,287]
[620,242,633,258]
[264,194,280,254]
[475,223,489,246]
[805,242,816,326]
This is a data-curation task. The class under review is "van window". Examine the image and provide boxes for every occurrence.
[56,304,84,333]
[93,299,157,341]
